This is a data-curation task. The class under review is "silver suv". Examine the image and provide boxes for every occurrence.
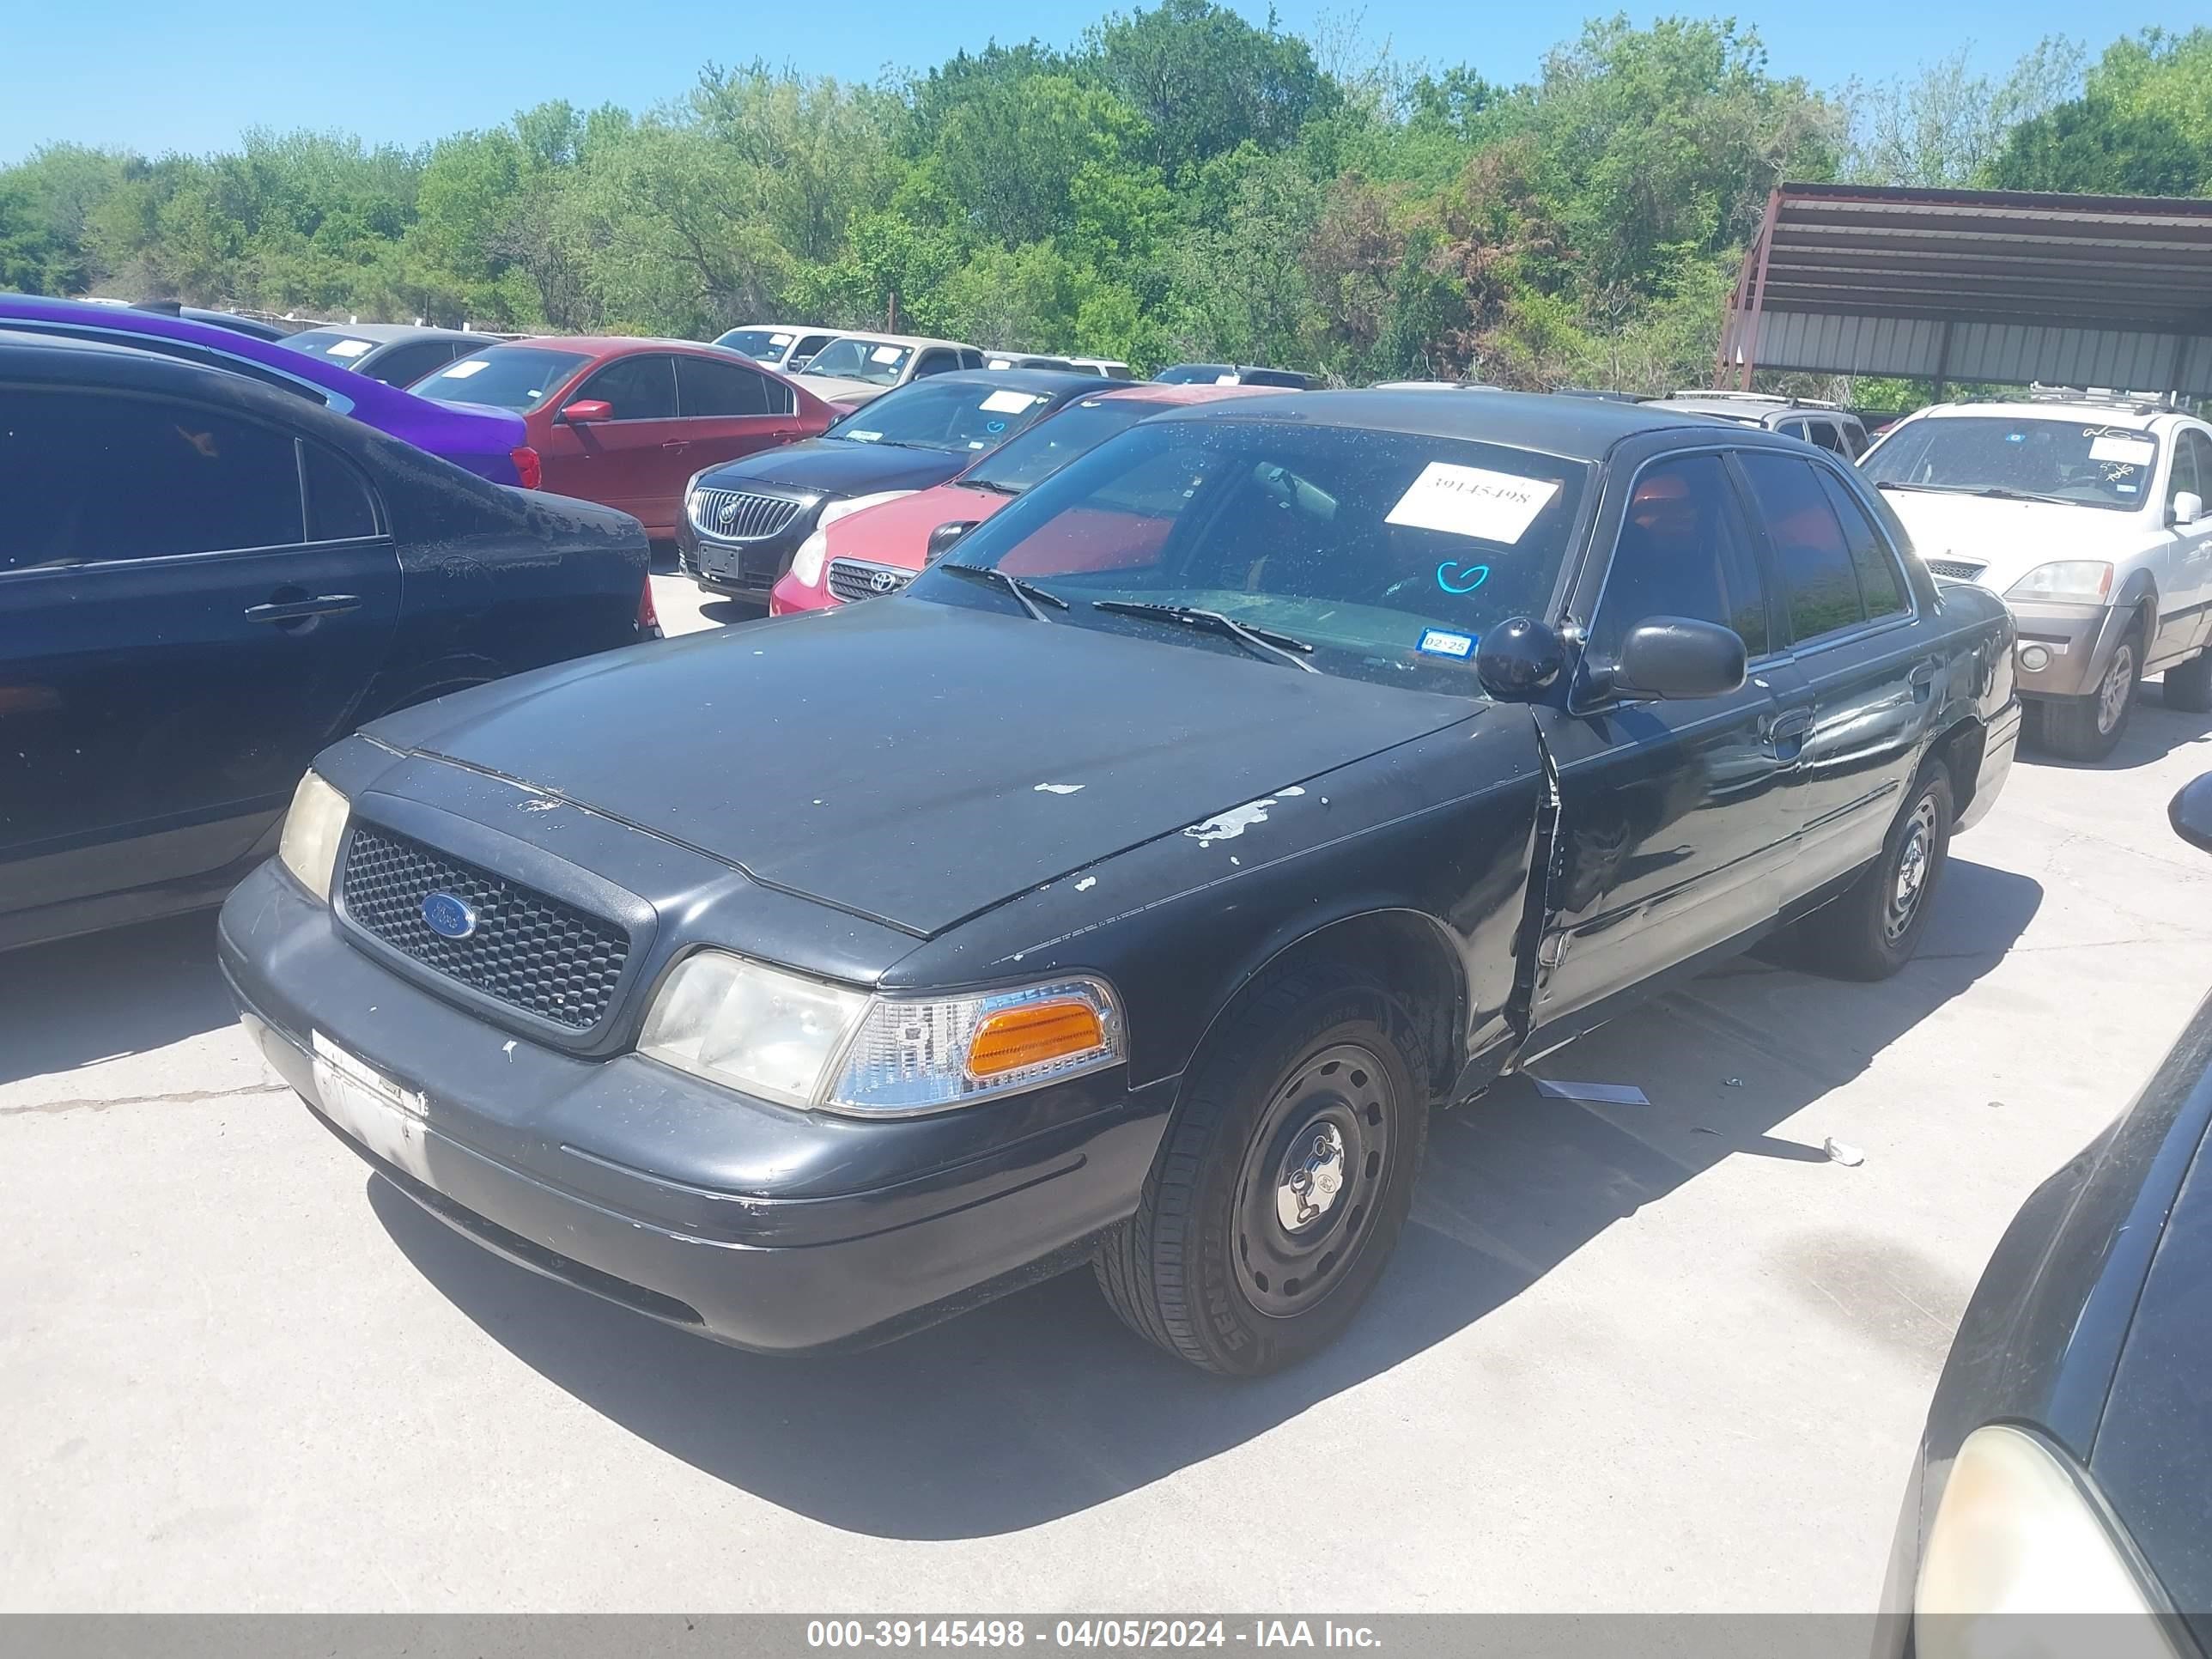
[1643,391,1870,459]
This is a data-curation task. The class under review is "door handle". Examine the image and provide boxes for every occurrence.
[661,440,692,453]
[1763,709,1813,757]
[245,594,360,624]
[1909,660,1938,703]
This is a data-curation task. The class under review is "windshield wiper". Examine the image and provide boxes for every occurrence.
[1091,600,1318,672]
[937,562,1068,622]
[1972,486,2075,505]
[958,477,1020,495]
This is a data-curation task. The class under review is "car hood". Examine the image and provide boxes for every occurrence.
[368,597,1486,937]
[827,479,1016,571]
[692,438,967,500]
[1880,489,2154,592]
[791,374,887,405]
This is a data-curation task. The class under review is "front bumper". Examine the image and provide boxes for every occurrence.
[674,507,811,603]
[2007,599,2133,701]
[217,861,1170,1353]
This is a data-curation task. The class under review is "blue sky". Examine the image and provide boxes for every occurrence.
[2,0,2140,163]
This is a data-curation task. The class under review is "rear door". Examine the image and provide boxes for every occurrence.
[1735,450,1929,895]
[1530,447,1797,1042]
[670,354,805,511]
[544,353,682,526]
[0,384,400,915]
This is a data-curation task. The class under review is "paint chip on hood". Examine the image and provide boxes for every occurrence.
[1183,798,1276,844]
[1034,782,1085,795]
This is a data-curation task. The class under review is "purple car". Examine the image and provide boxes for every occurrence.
[0,296,539,488]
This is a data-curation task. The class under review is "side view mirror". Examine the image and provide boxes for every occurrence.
[2172,491,2203,528]
[1475,617,1566,702]
[1605,617,1747,701]
[926,521,980,562]
[558,399,613,424]
[2171,771,2212,853]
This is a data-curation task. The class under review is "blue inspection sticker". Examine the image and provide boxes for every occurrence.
[1418,628,1476,659]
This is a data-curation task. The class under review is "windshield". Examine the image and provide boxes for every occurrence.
[826,380,1058,453]
[283,329,382,366]
[1152,364,1233,385]
[910,418,1589,693]
[803,338,912,386]
[410,346,592,411]
[1863,416,2159,512]
[961,397,1161,493]
[715,327,792,361]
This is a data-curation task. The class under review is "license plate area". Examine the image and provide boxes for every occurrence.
[311,1031,433,1182]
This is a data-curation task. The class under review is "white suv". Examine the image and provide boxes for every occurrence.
[1862,397,2212,760]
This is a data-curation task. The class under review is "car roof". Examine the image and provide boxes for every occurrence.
[489,334,733,356]
[289,322,483,343]
[1095,381,1293,406]
[909,368,1121,397]
[814,331,970,352]
[726,322,830,333]
[1147,387,1753,458]
[1911,400,2169,430]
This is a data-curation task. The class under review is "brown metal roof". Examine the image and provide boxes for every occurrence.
[1719,183,2212,393]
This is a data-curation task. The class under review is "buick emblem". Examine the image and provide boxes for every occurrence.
[718,500,738,527]
[869,567,902,595]
[421,890,478,940]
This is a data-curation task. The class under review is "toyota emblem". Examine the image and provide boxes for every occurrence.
[869,568,901,595]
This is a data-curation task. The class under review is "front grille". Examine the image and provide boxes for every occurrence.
[690,487,803,543]
[340,825,629,1031]
[1925,558,1985,581]
[827,558,915,603]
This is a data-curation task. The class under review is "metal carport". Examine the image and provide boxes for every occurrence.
[1718,183,2212,398]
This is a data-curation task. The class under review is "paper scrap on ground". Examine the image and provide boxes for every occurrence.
[1823,1137,1866,1167]
[2089,434,2155,466]
[1387,463,1559,544]
[981,389,1039,414]
[1534,1079,1650,1106]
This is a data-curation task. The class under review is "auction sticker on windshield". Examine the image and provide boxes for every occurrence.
[443,359,489,379]
[2090,434,2156,466]
[327,339,374,358]
[1387,462,1559,544]
[870,345,902,365]
[981,390,1040,414]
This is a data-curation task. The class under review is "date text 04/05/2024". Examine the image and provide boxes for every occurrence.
[804,1621,1382,1649]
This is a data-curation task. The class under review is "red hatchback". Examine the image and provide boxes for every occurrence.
[411,337,837,537]
[770,380,1285,613]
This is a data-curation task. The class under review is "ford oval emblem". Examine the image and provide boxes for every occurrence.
[421,890,478,940]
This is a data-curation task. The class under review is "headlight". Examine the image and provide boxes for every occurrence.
[790,490,915,586]
[2006,561,2114,605]
[637,953,1123,1117]
[276,770,349,902]
[1915,1424,2184,1658]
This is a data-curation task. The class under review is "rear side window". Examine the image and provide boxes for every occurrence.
[1592,453,1771,660]
[676,355,788,417]
[303,443,380,540]
[1816,470,1906,619]
[357,340,453,388]
[1738,453,1868,644]
[1,388,305,568]
[575,355,678,420]
[1805,421,1849,455]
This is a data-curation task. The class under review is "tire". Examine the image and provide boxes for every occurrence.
[1094,963,1429,1376]
[2039,627,2142,761]
[2164,649,2212,714]
[1790,764,1954,981]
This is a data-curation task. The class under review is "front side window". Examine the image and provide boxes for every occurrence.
[1738,453,1868,644]
[714,328,788,361]
[801,339,912,386]
[676,355,784,417]
[1817,469,1907,619]
[1863,416,2158,512]
[576,355,679,421]
[915,417,1589,693]
[2166,429,2209,517]
[1,389,303,569]
[413,346,591,412]
[1589,453,1769,661]
[825,380,1058,454]
[912,349,958,379]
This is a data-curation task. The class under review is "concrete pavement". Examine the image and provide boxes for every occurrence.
[6,617,2212,1611]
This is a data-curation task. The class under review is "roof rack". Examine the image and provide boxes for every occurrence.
[1668,388,1840,410]
[2024,384,2183,415]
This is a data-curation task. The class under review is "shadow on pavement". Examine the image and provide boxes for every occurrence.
[700,598,769,626]
[377,857,2042,1540]
[2021,684,2212,774]
[0,910,231,1088]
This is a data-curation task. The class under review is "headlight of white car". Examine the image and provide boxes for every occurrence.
[789,490,916,587]
[1915,1424,2184,1659]
[2006,561,2114,605]
[276,770,349,902]
[638,953,1123,1116]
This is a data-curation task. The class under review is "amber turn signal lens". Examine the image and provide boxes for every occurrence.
[965,999,1106,1079]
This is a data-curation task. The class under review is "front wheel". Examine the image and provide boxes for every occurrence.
[2039,631,2140,761]
[1790,764,1954,981]
[1094,963,1428,1376]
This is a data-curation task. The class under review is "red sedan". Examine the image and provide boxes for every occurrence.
[769,380,1285,613]
[411,337,838,537]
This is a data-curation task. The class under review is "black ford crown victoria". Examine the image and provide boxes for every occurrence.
[220,392,2021,1375]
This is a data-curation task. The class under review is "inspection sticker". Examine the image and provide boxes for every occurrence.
[327,338,374,358]
[1418,628,1475,659]
[1387,462,1559,544]
[870,344,904,365]
[980,389,1039,414]
[2090,434,2155,466]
